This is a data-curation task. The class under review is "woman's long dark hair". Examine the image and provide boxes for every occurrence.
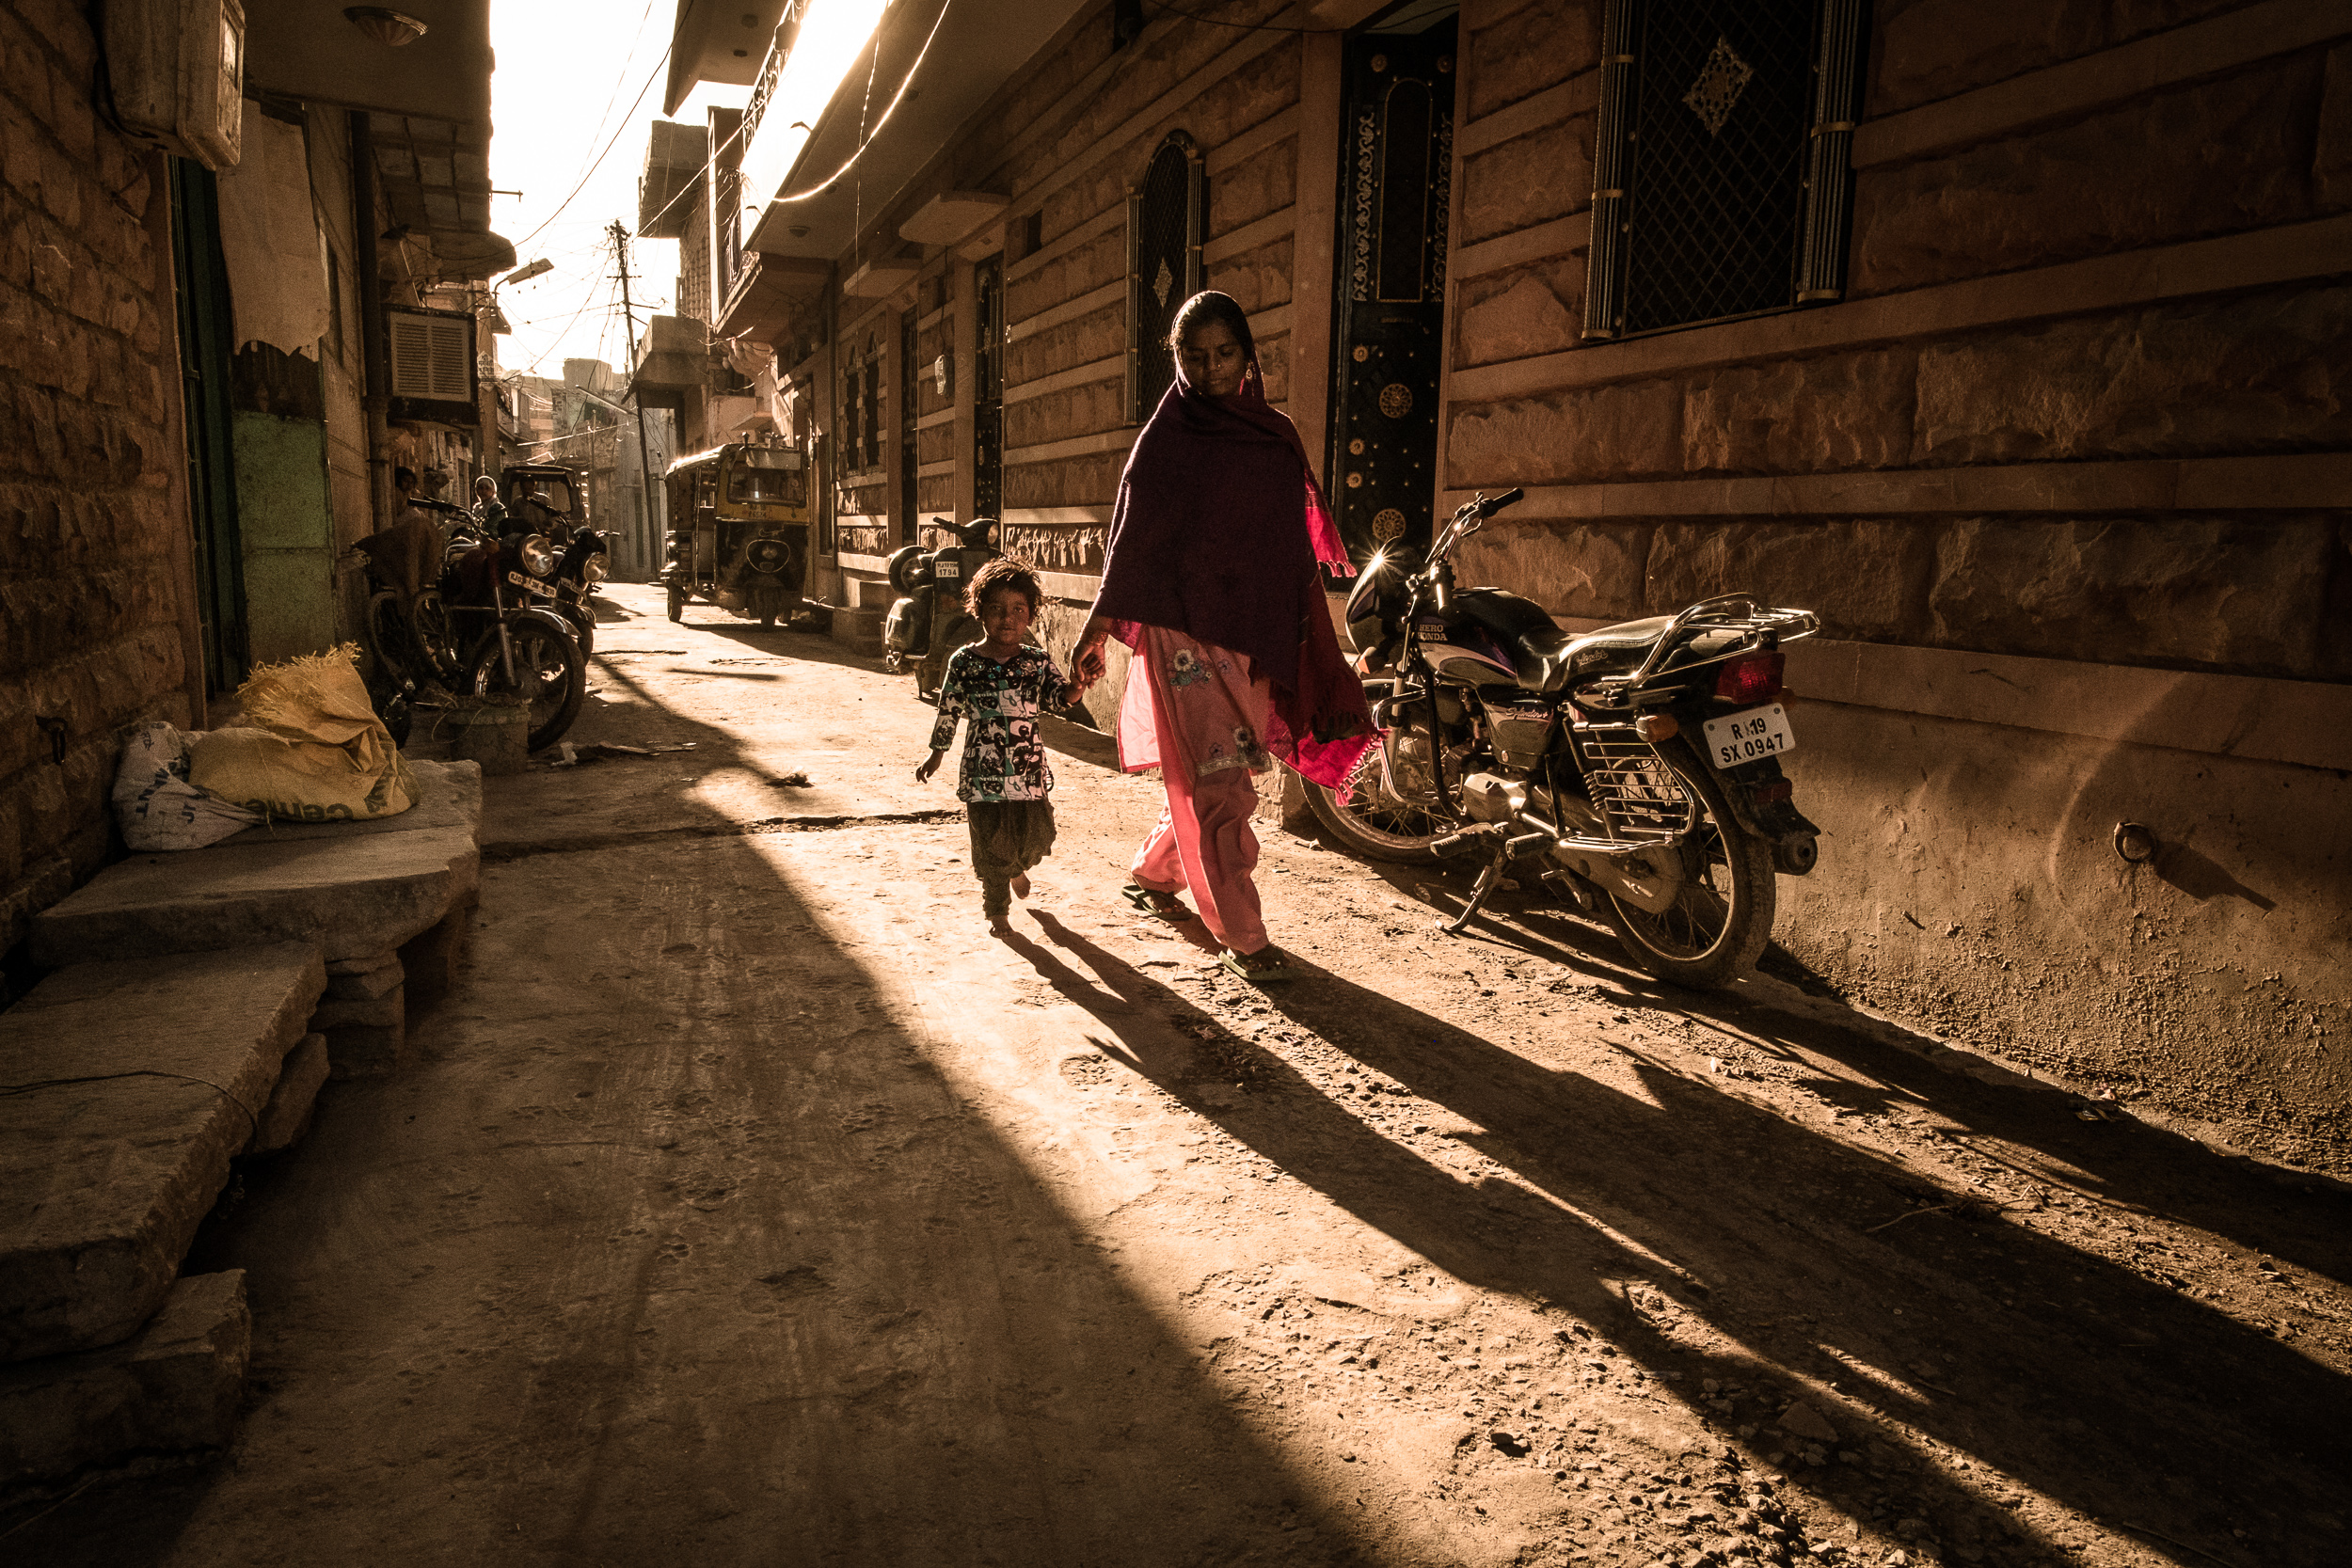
[1167,290,1259,379]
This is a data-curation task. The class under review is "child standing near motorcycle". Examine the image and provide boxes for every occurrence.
[915,557,1082,933]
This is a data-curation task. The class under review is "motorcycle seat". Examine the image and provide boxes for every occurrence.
[1556,615,1675,684]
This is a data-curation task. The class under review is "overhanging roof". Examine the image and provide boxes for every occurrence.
[739,0,1093,262]
[245,0,491,125]
[665,0,790,116]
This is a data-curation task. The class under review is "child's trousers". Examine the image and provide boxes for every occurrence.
[968,799,1057,919]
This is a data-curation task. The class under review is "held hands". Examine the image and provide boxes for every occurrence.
[914,750,945,784]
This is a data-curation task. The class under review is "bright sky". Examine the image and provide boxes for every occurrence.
[487,0,749,379]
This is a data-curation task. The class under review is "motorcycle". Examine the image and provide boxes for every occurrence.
[507,523,609,663]
[1311,487,1822,988]
[418,520,587,753]
[882,517,1001,699]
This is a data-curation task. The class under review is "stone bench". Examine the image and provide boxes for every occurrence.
[31,761,484,1078]
[0,943,325,1363]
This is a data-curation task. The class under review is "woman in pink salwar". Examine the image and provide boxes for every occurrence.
[1070,292,1375,981]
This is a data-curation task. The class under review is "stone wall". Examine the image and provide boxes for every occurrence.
[0,0,199,980]
[1433,0,2352,1171]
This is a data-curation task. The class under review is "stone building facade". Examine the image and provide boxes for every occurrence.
[673,0,2348,1171]
[2,0,507,993]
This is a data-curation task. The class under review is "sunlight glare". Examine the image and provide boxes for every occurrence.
[736,0,895,214]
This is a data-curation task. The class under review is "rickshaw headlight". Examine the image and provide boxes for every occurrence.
[583,555,607,584]
[518,534,555,575]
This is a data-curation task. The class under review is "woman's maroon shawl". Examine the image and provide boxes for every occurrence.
[1091,369,1375,788]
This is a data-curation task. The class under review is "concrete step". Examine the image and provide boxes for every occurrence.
[29,761,481,968]
[0,944,324,1361]
[0,1271,249,1496]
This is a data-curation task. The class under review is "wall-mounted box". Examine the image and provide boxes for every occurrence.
[104,0,246,170]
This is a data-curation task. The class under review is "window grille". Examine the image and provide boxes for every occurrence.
[1583,0,1864,341]
[973,255,1005,519]
[1126,132,1204,421]
[861,349,882,470]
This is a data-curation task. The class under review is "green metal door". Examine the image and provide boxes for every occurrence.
[168,158,247,691]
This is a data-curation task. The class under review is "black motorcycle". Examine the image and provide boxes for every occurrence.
[509,525,609,662]
[418,524,587,753]
[882,517,1001,699]
[1312,487,1821,988]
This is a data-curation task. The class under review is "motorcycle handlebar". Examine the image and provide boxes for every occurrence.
[1478,486,1525,518]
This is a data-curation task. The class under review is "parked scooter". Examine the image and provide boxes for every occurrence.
[882,517,1001,699]
[1311,488,1821,988]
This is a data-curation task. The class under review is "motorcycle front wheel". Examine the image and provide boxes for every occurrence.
[467,619,584,752]
[666,585,685,623]
[1307,739,1452,863]
[1596,741,1774,988]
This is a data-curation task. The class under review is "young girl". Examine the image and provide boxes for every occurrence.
[915,557,1080,931]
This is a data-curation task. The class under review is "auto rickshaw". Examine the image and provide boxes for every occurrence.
[660,439,811,628]
[500,462,584,540]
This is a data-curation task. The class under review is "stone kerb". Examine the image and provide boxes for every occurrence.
[0,945,324,1362]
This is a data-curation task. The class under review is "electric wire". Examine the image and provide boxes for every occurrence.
[507,43,675,255]
[771,0,958,204]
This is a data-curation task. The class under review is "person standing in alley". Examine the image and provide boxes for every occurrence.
[916,557,1079,934]
[471,473,508,531]
[1067,291,1375,983]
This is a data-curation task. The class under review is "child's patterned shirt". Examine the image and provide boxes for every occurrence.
[930,643,1068,802]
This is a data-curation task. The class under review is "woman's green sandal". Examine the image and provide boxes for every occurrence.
[1218,945,1297,984]
[1121,882,1195,923]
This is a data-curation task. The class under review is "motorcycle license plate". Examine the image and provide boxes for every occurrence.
[1702,704,1796,768]
[933,558,961,580]
[506,571,555,598]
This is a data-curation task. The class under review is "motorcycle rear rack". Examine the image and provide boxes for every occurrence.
[1589,596,1820,699]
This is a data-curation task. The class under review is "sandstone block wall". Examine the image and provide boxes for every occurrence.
[1436,0,2352,1171]
[807,0,1308,578]
[0,0,195,979]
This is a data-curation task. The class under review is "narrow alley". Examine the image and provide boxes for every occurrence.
[10,587,2345,1568]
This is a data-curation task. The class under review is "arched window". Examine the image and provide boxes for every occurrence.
[1126,131,1204,421]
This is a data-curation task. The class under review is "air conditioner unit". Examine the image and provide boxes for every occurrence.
[386,308,474,403]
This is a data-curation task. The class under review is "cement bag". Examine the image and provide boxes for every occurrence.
[188,645,417,823]
[112,721,266,851]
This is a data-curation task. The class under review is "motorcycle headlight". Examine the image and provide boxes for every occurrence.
[583,556,607,583]
[518,534,555,576]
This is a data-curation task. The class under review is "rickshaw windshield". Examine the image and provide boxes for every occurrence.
[724,449,804,507]
[510,476,576,515]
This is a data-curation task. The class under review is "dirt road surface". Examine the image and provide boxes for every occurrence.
[10,584,2347,1568]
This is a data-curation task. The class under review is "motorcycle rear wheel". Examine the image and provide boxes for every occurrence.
[1596,742,1774,988]
[1307,742,1452,863]
[467,620,584,752]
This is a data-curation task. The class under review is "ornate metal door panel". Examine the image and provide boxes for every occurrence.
[1328,18,1455,565]
[973,256,1004,520]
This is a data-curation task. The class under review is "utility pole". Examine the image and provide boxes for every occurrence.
[611,220,663,570]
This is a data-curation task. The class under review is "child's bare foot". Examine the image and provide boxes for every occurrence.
[988,913,1014,937]
[1010,873,1032,899]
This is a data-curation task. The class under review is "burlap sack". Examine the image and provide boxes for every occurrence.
[188,645,416,822]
